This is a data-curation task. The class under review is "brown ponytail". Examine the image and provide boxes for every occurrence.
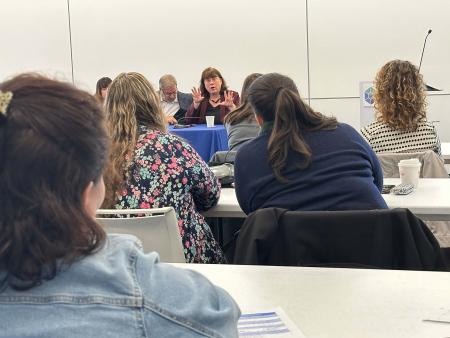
[248,73,337,182]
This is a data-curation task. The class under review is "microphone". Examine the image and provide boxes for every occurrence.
[418,29,432,73]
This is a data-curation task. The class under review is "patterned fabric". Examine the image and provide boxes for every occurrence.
[361,121,441,155]
[115,126,225,263]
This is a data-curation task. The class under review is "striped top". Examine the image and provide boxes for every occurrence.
[361,121,441,155]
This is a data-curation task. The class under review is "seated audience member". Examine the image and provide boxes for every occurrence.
[361,60,441,155]
[158,74,192,125]
[224,73,262,151]
[94,76,112,105]
[0,74,239,337]
[234,73,387,215]
[185,67,240,124]
[104,72,225,263]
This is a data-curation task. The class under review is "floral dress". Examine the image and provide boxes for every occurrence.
[115,126,225,263]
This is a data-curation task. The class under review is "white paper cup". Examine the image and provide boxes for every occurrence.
[206,116,215,128]
[398,159,421,188]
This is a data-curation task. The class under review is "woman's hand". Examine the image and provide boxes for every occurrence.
[166,115,177,125]
[219,90,236,110]
[191,87,204,109]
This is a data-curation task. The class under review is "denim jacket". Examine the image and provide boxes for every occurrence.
[0,234,240,338]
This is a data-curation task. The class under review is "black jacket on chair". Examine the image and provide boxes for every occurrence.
[233,208,447,271]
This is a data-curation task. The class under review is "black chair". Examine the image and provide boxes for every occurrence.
[233,208,448,271]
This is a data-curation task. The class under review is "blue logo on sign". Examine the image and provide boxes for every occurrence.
[364,87,374,105]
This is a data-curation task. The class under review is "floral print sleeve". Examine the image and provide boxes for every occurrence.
[190,157,221,212]
[116,126,225,263]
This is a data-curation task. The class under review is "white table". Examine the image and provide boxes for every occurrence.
[383,178,450,220]
[442,142,450,163]
[442,142,450,174]
[174,263,450,338]
[204,178,450,220]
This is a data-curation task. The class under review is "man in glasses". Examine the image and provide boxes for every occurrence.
[159,74,193,124]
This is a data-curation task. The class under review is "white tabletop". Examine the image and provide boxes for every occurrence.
[204,178,450,220]
[204,188,245,218]
[383,178,450,220]
[174,263,450,338]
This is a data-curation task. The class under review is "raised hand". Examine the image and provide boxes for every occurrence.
[191,87,204,104]
[219,90,236,109]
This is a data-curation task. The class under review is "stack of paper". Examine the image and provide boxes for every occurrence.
[238,308,306,337]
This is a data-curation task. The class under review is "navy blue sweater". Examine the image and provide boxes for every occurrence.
[234,123,387,215]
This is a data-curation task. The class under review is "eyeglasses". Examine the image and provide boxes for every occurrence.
[162,90,177,98]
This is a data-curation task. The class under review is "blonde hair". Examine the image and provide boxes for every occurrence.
[374,60,427,131]
[103,72,166,207]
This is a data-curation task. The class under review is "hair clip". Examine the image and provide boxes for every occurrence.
[0,90,13,117]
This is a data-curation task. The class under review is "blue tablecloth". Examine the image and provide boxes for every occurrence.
[169,124,229,162]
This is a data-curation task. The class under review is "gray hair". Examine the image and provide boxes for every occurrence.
[159,74,177,89]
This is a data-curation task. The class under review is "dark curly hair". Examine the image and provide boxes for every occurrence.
[374,60,427,131]
[0,74,108,290]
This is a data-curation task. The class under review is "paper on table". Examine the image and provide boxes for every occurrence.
[423,308,450,324]
[238,307,306,337]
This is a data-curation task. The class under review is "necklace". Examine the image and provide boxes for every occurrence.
[209,97,221,104]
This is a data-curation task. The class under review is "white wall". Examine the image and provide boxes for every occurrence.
[69,0,308,95]
[1,0,72,82]
[308,0,450,98]
[1,0,450,140]
[307,0,450,140]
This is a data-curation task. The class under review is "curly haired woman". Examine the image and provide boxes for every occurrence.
[361,60,441,154]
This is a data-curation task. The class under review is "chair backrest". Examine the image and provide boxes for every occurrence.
[233,207,448,271]
[96,207,185,263]
[377,150,448,178]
